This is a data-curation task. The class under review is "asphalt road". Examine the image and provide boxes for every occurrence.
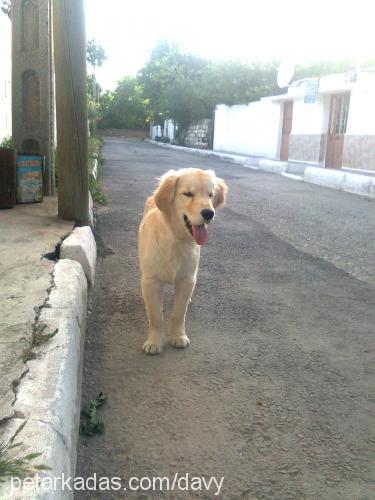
[76,139,375,499]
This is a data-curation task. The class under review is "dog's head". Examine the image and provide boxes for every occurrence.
[154,168,228,245]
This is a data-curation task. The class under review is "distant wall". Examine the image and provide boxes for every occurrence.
[163,119,175,141]
[150,120,175,141]
[213,101,282,158]
[0,13,12,142]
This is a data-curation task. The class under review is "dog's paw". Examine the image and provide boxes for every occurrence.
[170,336,190,349]
[142,339,162,355]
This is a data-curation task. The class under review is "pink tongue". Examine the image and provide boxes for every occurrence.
[192,225,208,245]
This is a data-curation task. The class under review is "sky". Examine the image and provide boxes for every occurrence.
[85,0,375,91]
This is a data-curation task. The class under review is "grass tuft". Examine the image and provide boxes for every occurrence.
[21,323,58,363]
[0,420,50,482]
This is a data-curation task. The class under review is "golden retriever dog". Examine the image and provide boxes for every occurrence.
[138,168,228,354]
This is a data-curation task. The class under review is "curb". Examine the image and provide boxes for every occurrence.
[144,138,259,168]
[0,259,87,500]
[146,139,375,200]
[61,226,97,288]
[304,167,375,199]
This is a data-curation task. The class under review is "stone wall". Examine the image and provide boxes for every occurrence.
[184,119,212,149]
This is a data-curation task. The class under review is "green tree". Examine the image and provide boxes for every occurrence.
[87,39,107,103]
[137,40,182,125]
[138,41,281,139]
[87,39,107,73]
[99,76,151,130]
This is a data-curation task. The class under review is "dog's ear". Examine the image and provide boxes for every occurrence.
[213,177,228,208]
[154,172,178,214]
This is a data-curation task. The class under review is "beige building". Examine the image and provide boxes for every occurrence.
[214,68,375,172]
[0,11,12,142]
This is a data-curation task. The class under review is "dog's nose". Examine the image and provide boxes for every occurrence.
[201,209,215,221]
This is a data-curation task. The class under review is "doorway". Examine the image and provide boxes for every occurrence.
[325,93,350,168]
[280,101,293,161]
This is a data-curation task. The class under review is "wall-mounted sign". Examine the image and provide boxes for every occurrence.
[304,78,319,103]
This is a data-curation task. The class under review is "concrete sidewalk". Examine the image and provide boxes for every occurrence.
[0,197,73,423]
[146,139,375,199]
[0,198,96,499]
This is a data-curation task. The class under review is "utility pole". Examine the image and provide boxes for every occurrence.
[52,0,89,225]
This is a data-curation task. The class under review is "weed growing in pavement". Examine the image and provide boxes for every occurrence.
[21,323,58,363]
[0,420,50,481]
[80,392,108,437]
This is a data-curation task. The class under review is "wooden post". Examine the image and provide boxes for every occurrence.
[52,0,89,225]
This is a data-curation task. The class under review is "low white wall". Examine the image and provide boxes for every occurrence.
[0,13,11,142]
[150,124,162,139]
[163,119,175,140]
[213,101,282,158]
[150,120,175,140]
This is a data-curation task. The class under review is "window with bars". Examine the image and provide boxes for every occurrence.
[330,93,351,135]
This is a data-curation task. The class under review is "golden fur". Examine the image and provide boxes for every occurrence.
[138,168,228,354]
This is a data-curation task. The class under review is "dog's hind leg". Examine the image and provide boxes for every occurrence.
[142,277,164,354]
[169,277,196,349]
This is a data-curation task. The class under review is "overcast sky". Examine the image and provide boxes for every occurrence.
[85,0,375,91]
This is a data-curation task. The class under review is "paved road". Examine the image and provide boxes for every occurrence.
[76,139,375,499]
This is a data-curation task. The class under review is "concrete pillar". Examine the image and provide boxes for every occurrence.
[11,0,55,195]
[52,0,89,226]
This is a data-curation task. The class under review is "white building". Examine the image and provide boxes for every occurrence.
[214,68,375,172]
[0,11,12,143]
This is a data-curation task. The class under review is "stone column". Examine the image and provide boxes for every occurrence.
[11,0,55,195]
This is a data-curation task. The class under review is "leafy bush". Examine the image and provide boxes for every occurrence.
[0,136,13,149]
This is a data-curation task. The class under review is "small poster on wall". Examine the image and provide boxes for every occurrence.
[16,155,44,203]
[304,78,320,104]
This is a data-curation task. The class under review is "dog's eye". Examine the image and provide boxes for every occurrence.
[209,193,213,198]
[183,192,194,197]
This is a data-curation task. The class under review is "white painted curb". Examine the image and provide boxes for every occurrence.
[258,159,288,174]
[61,226,97,287]
[304,167,375,199]
[146,139,375,200]
[145,138,258,167]
[0,259,87,500]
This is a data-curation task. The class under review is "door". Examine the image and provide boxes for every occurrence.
[325,93,350,168]
[280,101,293,161]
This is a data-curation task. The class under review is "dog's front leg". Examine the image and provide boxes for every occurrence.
[142,277,164,354]
[170,277,196,349]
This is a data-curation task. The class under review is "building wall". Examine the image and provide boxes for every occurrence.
[214,101,281,158]
[12,0,55,194]
[286,72,375,170]
[342,73,375,171]
[0,12,12,142]
[288,95,328,163]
